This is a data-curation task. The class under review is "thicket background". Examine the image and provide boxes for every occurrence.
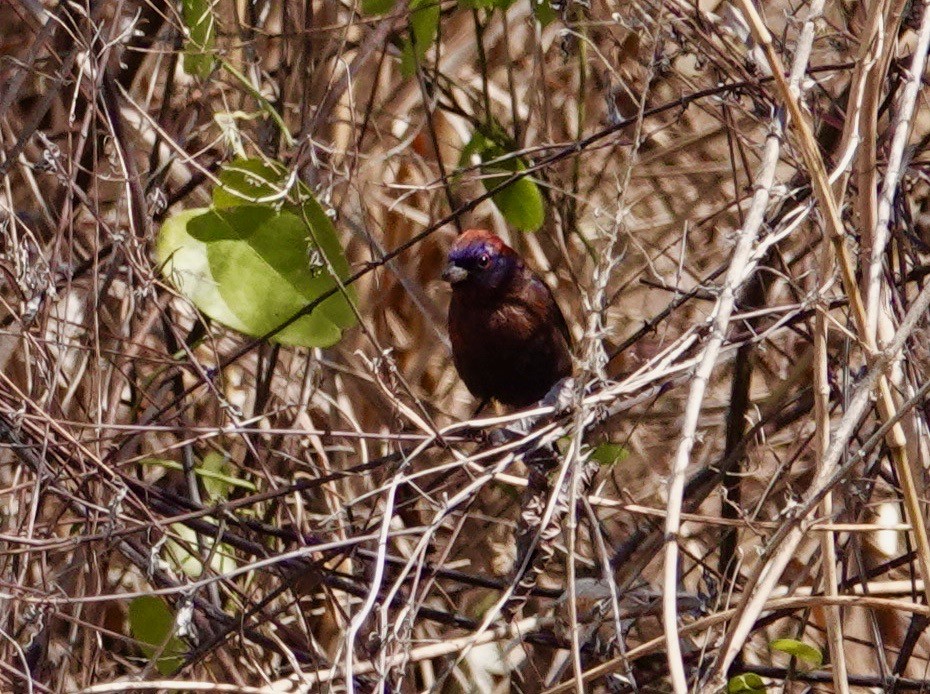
[2,0,930,692]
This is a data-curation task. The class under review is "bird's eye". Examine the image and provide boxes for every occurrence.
[477,253,491,269]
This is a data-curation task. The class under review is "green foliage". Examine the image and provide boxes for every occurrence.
[212,157,292,208]
[128,596,186,675]
[158,158,356,348]
[531,0,557,25]
[770,638,823,667]
[138,457,256,495]
[725,640,822,694]
[462,132,546,232]
[199,452,250,500]
[459,0,517,9]
[361,0,395,13]
[165,523,236,579]
[590,442,629,466]
[401,0,441,75]
[214,158,353,281]
[481,153,545,232]
[363,0,543,76]
[181,0,216,77]
[727,673,766,693]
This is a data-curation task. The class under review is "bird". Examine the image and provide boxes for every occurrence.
[442,229,572,409]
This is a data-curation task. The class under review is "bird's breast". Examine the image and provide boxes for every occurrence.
[449,294,540,347]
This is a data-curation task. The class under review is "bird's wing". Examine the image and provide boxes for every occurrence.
[529,275,572,348]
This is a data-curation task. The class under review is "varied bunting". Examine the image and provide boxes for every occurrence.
[442,229,572,408]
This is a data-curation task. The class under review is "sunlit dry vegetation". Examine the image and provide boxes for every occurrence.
[2,0,930,691]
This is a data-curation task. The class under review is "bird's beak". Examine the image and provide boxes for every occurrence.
[442,263,468,285]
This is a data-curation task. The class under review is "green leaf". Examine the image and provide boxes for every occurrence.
[482,156,545,232]
[293,182,353,280]
[362,0,395,13]
[727,673,765,694]
[770,638,823,667]
[531,0,557,26]
[158,207,251,333]
[165,523,236,579]
[216,158,352,281]
[401,0,441,76]
[197,207,353,340]
[213,158,292,208]
[137,457,257,494]
[590,442,628,466]
[128,596,186,675]
[459,0,516,8]
[477,140,545,232]
[181,0,216,77]
[158,184,356,347]
[201,452,234,500]
[458,131,488,171]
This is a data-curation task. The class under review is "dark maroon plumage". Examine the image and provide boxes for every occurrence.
[442,229,572,408]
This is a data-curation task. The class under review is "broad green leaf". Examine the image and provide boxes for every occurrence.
[128,596,186,675]
[159,158,356,346]
[213,158,292,208]
[201,451,236,500]
[401,0,441,76]
[458,130,489,170]
[482,154,545,232]
[216,158,352,281]
[158,207,250,333]
[590,442,628,466]
[194,207,353,340]
[158,201,356,347]
[181,0,216,77]
[770,638,823,667]
[293,182,353,280]
[479,141,545,232]
[165,523,236,579]
[727,673,765,694]
[531,0,557,26]
[362,0,394,13]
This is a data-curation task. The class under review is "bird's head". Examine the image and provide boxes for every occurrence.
[442,229,521,294]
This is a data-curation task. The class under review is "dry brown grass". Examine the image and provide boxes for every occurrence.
[2,0,930,691]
